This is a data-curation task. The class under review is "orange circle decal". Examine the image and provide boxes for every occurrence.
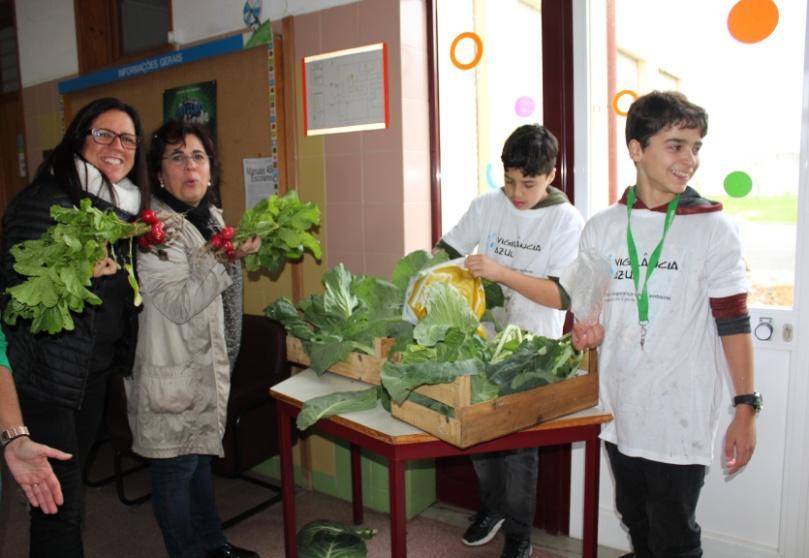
[611,89,638,117]
[727,0,779,44]
[450,32,483,70]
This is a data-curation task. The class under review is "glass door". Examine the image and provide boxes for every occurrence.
[572,1,809,555]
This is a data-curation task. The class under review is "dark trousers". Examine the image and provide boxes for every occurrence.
[19,376,109,558]
[150,454,227,558]
[606,442,706,558]
[471,447,538,538]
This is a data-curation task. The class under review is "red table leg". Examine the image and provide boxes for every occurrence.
[388,458,407,558]
[582,431,601,558]
[278,403,297,558]
[350,443,363,525]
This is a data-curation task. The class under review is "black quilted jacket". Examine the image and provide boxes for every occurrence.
[0,175,139,409]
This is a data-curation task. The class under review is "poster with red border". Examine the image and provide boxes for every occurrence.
[302,43,389,136]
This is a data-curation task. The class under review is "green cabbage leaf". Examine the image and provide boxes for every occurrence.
[297,520,376,558]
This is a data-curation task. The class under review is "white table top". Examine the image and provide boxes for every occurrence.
[271,368,425,436]
[271,368,610,440]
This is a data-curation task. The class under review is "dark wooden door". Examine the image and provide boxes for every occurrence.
[0,92,27,214]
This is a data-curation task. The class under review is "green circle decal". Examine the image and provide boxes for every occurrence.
[724,171,753,198]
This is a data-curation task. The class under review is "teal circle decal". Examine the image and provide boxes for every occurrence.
[486,163,498,190]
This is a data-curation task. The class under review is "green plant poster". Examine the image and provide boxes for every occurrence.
[163,80,218,142]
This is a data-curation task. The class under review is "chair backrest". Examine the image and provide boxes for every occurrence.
[213,314,292,477]
[231,314,290,396]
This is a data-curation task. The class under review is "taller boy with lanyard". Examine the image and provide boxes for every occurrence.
[437,124,584,558]
[572,91,759,557]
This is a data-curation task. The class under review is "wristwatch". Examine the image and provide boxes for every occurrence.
[733,392,763,413]
[0,426,30,448]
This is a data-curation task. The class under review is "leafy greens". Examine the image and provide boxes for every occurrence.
[2,199,149,334]
[266,251,449,373]
[235,191,321,274]
[296,386,380,430]
[380,280,583,406]
[297,520,376,558]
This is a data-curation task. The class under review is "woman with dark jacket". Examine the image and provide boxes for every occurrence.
[0,97,149,558]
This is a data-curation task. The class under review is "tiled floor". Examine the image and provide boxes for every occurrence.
[421,501,626,558]
[0,452,626,557]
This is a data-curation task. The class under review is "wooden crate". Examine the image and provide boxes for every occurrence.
[285,335,394,385]
[390,350,599,448]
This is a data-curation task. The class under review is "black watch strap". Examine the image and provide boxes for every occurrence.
[733,392,763,413]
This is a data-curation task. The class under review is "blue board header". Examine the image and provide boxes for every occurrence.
[59,34,246,94]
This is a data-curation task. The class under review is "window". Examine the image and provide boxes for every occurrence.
[585,0,806,306]
[119,0,171,57]
[75,0,171,74]
[435,0,544,234]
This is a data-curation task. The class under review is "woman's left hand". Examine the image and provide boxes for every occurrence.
[234,236,261,260]
[4,437,72,514]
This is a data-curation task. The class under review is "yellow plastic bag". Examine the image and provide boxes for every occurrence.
[403,257,486,323]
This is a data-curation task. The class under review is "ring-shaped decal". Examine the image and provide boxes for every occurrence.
[486,163,498,190]
[450,32,484,70]
[612,89,638,117]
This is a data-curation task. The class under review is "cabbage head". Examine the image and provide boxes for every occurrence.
[297,520,376,558]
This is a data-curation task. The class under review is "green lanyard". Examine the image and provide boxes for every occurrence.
[625,186,679,349]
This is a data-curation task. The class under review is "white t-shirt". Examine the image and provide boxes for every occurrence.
[441,189,584,337]
[580,202,747,465]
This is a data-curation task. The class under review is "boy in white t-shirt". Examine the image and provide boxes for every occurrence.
[436,124,584,558]
[572,91,759,557]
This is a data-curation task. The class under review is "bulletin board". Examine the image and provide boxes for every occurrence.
[302,42,389,136]
[61,38,295,309]
[63,39,286,228]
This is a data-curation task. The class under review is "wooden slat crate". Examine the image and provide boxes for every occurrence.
[285,335,394,385]
[390,349,599,448]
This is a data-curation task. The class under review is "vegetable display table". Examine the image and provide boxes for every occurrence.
[271,369,612,558]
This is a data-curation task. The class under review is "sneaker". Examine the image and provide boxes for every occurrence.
[500,535,532,558]
[462,512,505,546]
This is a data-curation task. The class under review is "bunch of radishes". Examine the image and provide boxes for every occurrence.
[209,225,237,261]
[136,209,168,249]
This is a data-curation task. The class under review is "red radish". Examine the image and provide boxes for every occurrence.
[140,209,158,224]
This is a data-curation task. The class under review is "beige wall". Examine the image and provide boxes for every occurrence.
[289,0,432,283]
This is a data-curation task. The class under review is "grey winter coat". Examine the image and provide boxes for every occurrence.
[125,197,232,458]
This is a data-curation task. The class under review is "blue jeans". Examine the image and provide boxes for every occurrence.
[150,455,226,558]
[606,442,706,558]
[471,447,538,538]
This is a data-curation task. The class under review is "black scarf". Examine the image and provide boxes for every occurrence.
[154,187,217,240]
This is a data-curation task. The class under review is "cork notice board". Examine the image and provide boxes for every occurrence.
[62,39,286,228]
[61,38,295,309]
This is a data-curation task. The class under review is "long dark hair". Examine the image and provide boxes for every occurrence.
[147,120,221,208]
[36,97,149,213]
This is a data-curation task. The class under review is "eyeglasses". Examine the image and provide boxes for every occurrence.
[86,128,139,150]
[163,152,210,166]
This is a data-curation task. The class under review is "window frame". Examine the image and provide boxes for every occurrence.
[427,0,575,244]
